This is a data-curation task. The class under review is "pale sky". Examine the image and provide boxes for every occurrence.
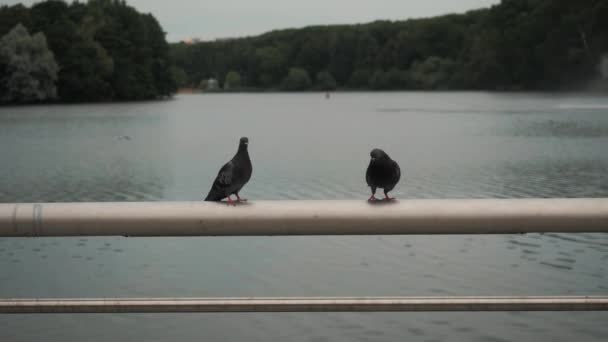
[4,0,499,42]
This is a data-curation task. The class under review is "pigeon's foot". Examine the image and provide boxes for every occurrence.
[235,194,248,202]
[383,195,396,201]
[368,195,379,202]
[226,196,237,206]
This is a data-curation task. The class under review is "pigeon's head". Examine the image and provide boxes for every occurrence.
[370,148,389,161]
[239,137,249,150]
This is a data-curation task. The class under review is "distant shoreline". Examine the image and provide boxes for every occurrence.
[177,88,608,95]
[1,89,606,108]
[0,96,175,108]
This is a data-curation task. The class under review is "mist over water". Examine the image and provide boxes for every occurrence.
[1,92,607,341]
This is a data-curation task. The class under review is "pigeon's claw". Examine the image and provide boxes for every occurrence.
[383,195,395,201]
[235,194,247,202]
[368,195,379,202]
[226,196,237,206]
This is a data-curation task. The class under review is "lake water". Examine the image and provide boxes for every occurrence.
[1,92,607,341]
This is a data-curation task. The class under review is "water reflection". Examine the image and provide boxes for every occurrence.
[0,102,170,202]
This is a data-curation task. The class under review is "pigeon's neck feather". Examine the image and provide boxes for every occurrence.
[234,148,250,161]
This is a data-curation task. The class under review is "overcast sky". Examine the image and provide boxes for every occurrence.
[5,0,499,42]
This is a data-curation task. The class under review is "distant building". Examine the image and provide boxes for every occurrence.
[182,38,202,45]
[206,78,219,91]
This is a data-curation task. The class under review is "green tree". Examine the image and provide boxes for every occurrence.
[0,23,58,103]
[85,0,173,99]
[410,56,456,89]
[141,13,176,96]
[295,33,330,76]
[168,0,608,91]
[255,46,286,86]
[224,71,242,89]
[58,35,114,101]
[327,30,357,84]
[369,70,390,89]
[0,0,176,102]
[348,69,372,88]
[282,67,312,91]
[0,4,30,37]
[27,0,113,100]
[367,68,409,89]
[170,66,188,88]
[464,29,508,89]
[386,68,410,88]
[315,71,336,90]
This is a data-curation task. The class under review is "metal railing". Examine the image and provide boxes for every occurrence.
[1,198,608,237]
[2,297,607,313]
[1,199,607,313]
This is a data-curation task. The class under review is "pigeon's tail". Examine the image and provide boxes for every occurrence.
[204,188,224,202]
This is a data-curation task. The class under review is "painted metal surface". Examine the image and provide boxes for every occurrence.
[0,199,607,236]
[1,296,607,313]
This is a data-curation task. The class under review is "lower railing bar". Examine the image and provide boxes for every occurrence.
[1,296,607,313]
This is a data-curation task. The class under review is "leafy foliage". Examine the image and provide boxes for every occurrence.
[282,68,312,91]
[224,71,242,89]
[0,0,176,103]
[315,71,337,90]
[170,66,188,88]
[0,23,58,103]
[171,0,608,91]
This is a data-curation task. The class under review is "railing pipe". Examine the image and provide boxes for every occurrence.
[1,199,607,237]
[1,296,607,313]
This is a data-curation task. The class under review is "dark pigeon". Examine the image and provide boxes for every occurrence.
[366,148,400,201]
[205,137,252,204]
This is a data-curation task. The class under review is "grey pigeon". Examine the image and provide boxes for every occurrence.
[205,137,252,204]
[366,148,400,201]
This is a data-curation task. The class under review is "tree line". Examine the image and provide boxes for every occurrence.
[0,0,176,104]
[2,0,607,103]
[171,0,608,91]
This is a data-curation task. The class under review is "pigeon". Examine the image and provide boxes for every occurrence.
[366,148,400,201]
[204,137,252,204]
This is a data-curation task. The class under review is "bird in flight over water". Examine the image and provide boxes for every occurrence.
[366,148,400,201]
[205,137,252,205]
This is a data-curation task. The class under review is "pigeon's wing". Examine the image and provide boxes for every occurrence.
[366,162,373,186]
[204,161,235,201]
[214,160,234,189]
[391,160,401,184]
